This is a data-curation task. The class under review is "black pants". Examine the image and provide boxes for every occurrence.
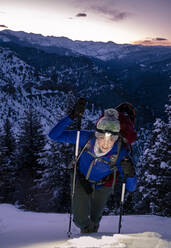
[72,178,112,229]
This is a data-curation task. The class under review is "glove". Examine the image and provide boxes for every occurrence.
[69,98,86,120]
[120,156,135,177]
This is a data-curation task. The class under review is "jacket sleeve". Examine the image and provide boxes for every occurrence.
[48,116,93,146]
[115,147,137,192]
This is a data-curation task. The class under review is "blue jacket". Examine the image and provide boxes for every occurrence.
[49,116,137,192]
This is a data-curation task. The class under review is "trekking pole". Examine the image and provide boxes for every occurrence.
[118,175,127,234]
[67,98,86,237]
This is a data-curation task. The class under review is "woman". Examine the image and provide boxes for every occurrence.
[49,100,136,233]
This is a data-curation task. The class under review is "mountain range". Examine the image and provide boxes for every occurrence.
[0,29,170,129]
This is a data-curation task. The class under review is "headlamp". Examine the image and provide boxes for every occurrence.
[95,131,119,141]
[105,132,112,138]
[96,128,119,136]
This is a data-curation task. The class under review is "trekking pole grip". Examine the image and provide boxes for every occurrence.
[77,116,81,131]
[77,97,86,131]
[123,174,127,183]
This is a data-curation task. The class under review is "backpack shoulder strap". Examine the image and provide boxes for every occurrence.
[109,137,122,169]
[110,137,123,193]
[68,134,94,169]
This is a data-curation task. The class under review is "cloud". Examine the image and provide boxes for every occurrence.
[76,13,87,17]
[70,0,131,22]
[0,24,8,28]
[131,37,171,46]
[90,5,131,21]
[154,37,168,41]
[111,11,130,21]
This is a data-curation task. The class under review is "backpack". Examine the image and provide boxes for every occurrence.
[116,102,136,124]
[115,102,137,146]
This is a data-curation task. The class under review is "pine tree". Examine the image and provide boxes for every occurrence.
[36,140,73,212]
[16,107,46,210]
[135,96,171,216]
[0,118,17,203]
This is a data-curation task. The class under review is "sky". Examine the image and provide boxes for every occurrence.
[0,0,171,45]
[0,204,171,248]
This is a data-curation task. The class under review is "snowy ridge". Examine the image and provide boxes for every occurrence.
[1,29,171,64]
[0,29,143,61]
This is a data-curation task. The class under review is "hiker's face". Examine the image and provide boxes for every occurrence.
[96,134,118,153]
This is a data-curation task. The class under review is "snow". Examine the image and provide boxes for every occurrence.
[0,204,170,248]
[160,161,168,168]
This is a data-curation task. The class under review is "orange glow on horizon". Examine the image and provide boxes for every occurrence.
[131,39,171,46]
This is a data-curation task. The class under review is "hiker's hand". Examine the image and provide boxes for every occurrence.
[69,98,86,120]
[120,156,135,177]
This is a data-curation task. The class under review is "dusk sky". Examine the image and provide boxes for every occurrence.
[0,0,170,45]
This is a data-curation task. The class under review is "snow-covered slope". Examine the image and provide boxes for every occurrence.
[0,46,34,86]
[0,204,170,248]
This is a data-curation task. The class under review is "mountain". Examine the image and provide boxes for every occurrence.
[0,29,135,60]
[1,29,171,61]
[0,29,170,128]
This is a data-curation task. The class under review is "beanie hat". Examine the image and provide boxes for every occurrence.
[96,108,120,134]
